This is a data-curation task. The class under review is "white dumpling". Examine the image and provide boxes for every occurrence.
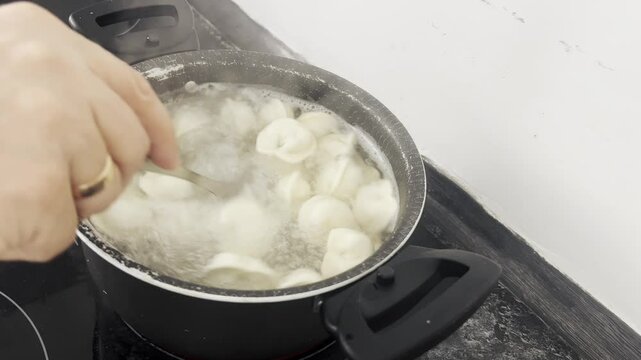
[219,98,257,137]
[353,179,399,234]
[298,111,338,137]
[172,105,211,137]
[203,252,277,290]
[258,98,293,125]
[315,157,366,200]
[277,268,322,289]
[317,132,357,160]
[256,153,302,177]
[91,195,153,235]
[256,118,317,163]
[321,228,374,278]
[214,196,279,258]
[138,172,197,201]
[297,195,358,246]
[276,171,312,205]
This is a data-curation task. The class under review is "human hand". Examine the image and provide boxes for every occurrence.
[0,2,180,261]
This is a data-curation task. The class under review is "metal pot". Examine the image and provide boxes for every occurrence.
[70,1,501,358]
[76,49,501,360]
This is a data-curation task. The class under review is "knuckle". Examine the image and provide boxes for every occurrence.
[12,88,69,126]
[131,71,156,101]
[33,94,66,119]
[9,41,67,68]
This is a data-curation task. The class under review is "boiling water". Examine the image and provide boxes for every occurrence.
[91,82,399,290]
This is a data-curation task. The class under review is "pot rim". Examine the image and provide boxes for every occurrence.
[77,49,426,303]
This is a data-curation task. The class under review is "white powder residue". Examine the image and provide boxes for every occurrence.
[143,64,185,81]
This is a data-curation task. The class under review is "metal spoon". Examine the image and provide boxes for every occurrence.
[142,161,237,197]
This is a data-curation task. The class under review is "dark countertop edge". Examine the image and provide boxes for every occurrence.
[421,156,641,360]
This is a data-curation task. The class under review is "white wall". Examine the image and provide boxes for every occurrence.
[234,0,641,332]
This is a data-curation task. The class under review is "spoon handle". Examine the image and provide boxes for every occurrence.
[142,161,229,197]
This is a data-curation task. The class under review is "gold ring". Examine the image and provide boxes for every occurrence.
[75,155,115,199]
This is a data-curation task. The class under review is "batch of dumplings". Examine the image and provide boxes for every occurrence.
[91,82,399,291]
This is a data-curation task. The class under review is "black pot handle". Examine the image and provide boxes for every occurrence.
[68,0,199,64]
[322,246,502,360]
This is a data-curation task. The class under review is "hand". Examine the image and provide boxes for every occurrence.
[0,2,180,262]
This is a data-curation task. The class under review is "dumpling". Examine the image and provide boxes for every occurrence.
[313,132,357,164]
[171,104,211,137]
[314,156,366,200]
[321,228,374,278]
[298,111,338,137]
[219,98,257,138]
[138,172,197,201]
[276,171,312,205]
[256,118,317,163]
[203,252,277,290]
[353,179,399,234]
[214,196,280,258]
[258,98,293,125]
[278,268,322,289]
[90,195,153,235]
[297,195,358,246]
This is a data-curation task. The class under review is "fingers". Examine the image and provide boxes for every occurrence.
[88,73,151,185]
[81,41,180,169]
[68,114,124,218]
